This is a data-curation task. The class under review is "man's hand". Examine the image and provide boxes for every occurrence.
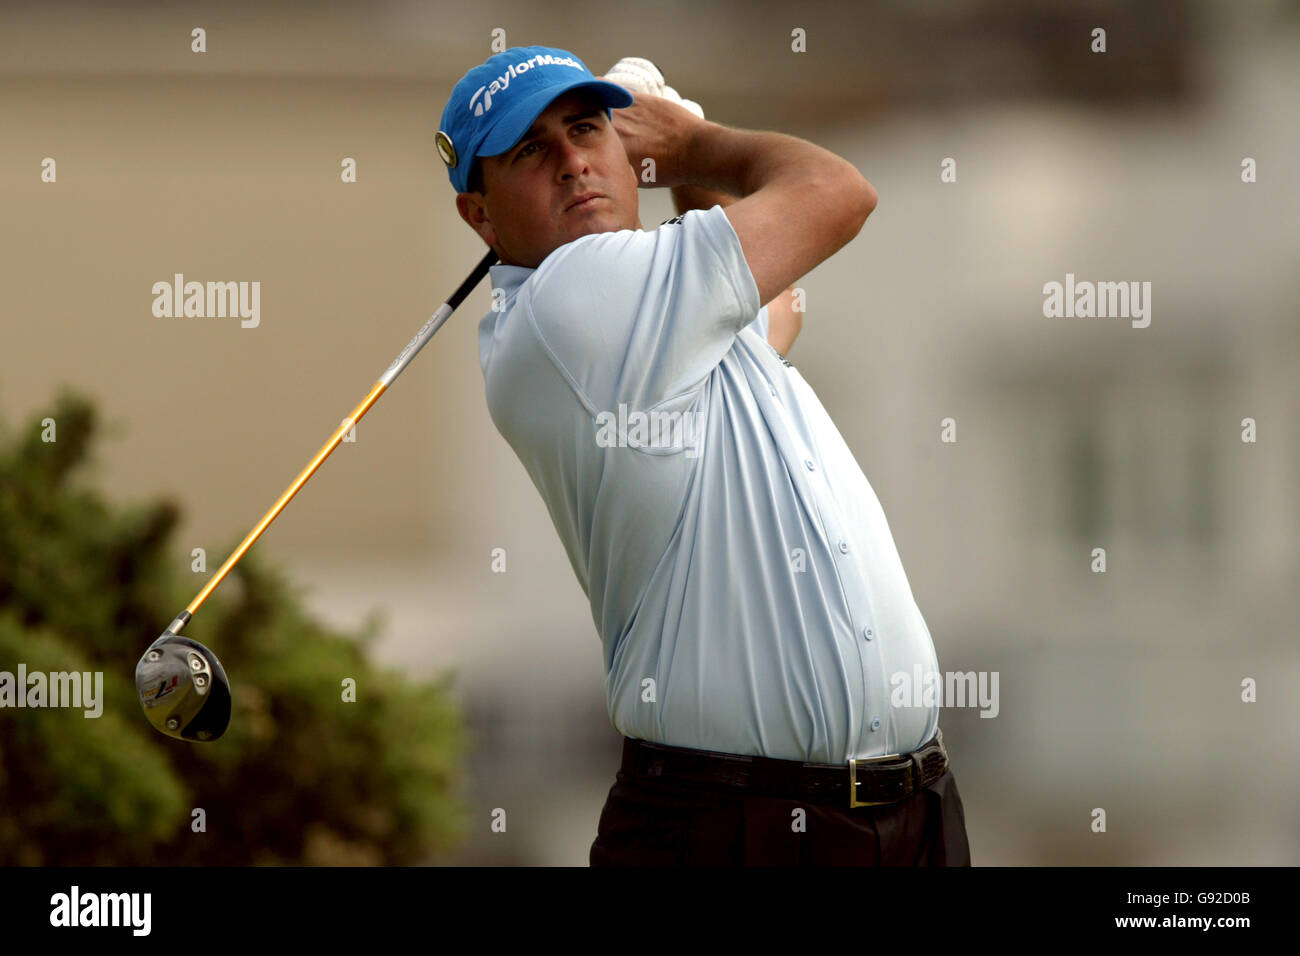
[603,58,705,118]
[597,82,710,189]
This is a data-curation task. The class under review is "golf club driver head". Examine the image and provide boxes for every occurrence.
[135,634,231,741]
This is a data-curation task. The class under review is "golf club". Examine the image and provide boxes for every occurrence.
[135,249,498,741]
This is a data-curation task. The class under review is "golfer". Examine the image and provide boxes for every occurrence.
[439,45,970,866]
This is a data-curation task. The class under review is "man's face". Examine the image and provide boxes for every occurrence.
[455,89,641,268]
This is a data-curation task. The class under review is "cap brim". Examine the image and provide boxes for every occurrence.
[477,79,635,158]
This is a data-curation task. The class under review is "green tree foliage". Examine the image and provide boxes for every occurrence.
[0,389,469,864]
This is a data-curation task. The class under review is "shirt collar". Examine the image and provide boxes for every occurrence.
[488,263,533,299]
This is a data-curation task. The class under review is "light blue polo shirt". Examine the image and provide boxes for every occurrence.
[477,204,940,763]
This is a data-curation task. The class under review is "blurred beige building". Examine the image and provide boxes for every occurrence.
[2,0,1296,864]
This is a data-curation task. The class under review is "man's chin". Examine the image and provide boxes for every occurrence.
[568,215,627,241]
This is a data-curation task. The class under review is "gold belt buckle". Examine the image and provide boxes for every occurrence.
[847,751,903,808]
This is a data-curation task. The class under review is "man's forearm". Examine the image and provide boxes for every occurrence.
[674,121,864,202]
[764,290,802,356]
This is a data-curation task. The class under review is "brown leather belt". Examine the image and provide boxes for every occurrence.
[620,728,949,809]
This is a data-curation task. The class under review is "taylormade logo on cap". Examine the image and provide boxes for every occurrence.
[467,53,584,116]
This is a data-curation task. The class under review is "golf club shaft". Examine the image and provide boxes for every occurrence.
[177,249,497,625]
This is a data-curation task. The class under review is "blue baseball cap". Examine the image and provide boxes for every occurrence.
[437,46,634,194]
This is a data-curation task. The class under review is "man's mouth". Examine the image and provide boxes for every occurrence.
[565,193,605,212]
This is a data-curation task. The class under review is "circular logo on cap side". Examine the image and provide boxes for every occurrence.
[435,130,457,168]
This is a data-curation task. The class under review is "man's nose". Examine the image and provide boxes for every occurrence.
[554,140,589,180]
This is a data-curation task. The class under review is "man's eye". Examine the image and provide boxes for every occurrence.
[515,123,596,161]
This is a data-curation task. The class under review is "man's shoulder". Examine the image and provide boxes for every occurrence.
[534,225,646,276]
[531,208,722,296]
[527,225,659,315]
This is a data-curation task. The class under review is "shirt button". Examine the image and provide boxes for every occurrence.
[805,459,815,471]
[770,386,777,396]
[863,626,873,640]
[869,717,882,732]
[838,540,849,554]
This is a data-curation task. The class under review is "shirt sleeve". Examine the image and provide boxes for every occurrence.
[522,204,763,416]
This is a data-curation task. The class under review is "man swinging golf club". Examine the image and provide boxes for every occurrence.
[441,45,971,866]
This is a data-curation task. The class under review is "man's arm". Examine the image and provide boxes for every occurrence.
[670,184,802,356]
[612,93,876,307]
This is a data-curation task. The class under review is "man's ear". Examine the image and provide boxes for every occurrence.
[455,192,498,249]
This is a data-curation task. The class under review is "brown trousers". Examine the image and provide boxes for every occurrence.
[589,745,971,866]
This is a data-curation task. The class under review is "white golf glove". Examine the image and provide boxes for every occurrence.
[604,56,705,120]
